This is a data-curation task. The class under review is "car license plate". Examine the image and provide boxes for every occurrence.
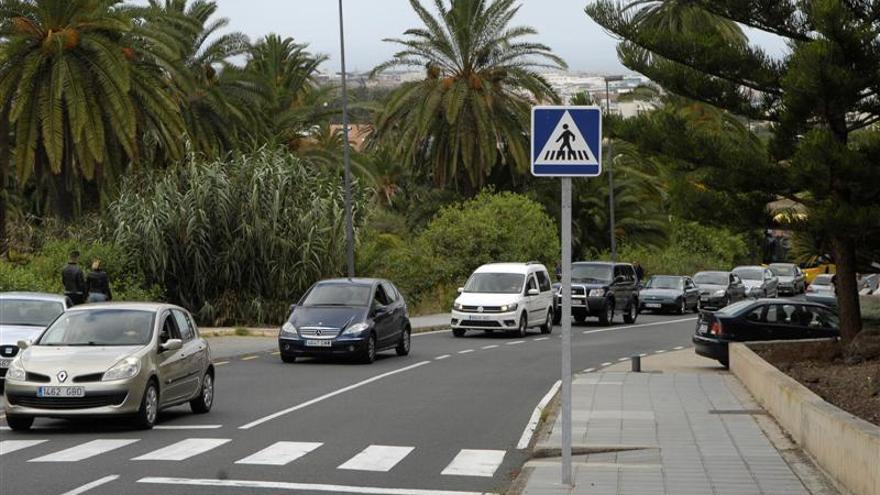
[305,340,332,347]
[471,315,492,320]
[698,323,708,334]
[0,358,12,369]
[700,297,709,302]
[37,386,85,398]
[645,303,662,308]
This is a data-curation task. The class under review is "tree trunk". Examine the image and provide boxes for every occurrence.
[832,235,862,345]
[0,109,8,258]
[46,147,75,221]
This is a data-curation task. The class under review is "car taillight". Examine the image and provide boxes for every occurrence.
[710,321,723,336]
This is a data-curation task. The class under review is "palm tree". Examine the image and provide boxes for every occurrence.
[371,0,566,193]
[0,0,184,218]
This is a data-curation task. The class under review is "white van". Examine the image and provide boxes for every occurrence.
[450,262,555,337]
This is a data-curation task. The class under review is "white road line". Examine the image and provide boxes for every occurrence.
[655,349,666,353]
[133,438,230,461]
[601,362,612,367]
[506,341,525,345]
[441,449,506,477]
[535,337,549,341]
[584,368,596,373]
[137,477,494,495]
[673,346,685,350]
[235,441,323,466]
[1,439,47,456]
[516,380,561,449]
[435,355,451,360]
[412,328,452,337]
[154,425,222,430]
[618,357,629,362]
[0,426,9,430]
[582,317,698,335]
[338,445,414,472]
[481,345,499,350]
[639,353,647,357]
[241,355,259,361]
[458,349,474,354]
[30,439,139,462]
[59,475,119,495]
[270,351,280,355]
[213,361,229,366]
[239,361,430,429]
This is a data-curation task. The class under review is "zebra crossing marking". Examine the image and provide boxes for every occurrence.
[235,441,323,466]
[441,449,505,477]
[132,438,230,461]
[338,445,414,472]
[0,439,47,456]
[29,439,139,462]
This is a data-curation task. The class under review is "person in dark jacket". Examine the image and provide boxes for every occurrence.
[633,261,645,284]
[62,250,86,305]
[86,259,112,302]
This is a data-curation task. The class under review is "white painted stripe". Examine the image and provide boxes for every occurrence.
[0,426,9,431]
[535,337,549,341]
[435,355,451,360]
[239,361,430,429]
[412,328,452,337]
[30,439,139,462]
[270,351,280,355]
[481,345,499,350]
[458,349,474,354]
[213,361,229,366]
[601,362,612,367]
[338,445,414,472]
[153,425,222,430]
[59,475,119,495]
[584,368,596,373]
[132,438,230,461]
[673,346,685,350]
[1,439,47,456]
[441,449,505,477]
[639,353,647,357]
[236,441,323,466]
[516,381,561,449]
[618,357,629,362]
[582,317,698,335]
[506,341,525,345]
[242,355,259,361]
[655,349,666,353]
[137,477,493,495]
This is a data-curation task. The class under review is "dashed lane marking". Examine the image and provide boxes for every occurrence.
[458,349,474,354]
[584,368,596,373]
[535,337,549,341]
[618,357,629,362]
[153,425,222,430]
[481,345,499,350]
[655,350,666,353]
[241,355,259,361]
[213,361,229,366]
[435,355,451,360]
[506,341,526,346]
[582,317,698,335]
[601,362,612,367]
[59,475,119,495]
[673,346,685,350]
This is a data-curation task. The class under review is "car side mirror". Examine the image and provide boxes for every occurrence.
[289,303,297,313]
[160,339,182,352]
[527,288,539,296]
[457,287,464,294]
[17,339,30,349]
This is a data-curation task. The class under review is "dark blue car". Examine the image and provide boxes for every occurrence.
[278,278,411,364]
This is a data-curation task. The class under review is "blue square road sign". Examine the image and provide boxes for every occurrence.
[531,106,602,177]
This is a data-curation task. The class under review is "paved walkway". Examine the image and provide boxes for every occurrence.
[522,351,835,495]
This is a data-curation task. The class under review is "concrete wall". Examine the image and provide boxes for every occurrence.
[730,342,880,495]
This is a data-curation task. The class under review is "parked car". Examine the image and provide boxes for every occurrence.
[732,265,779,298]
[768,263,806,295]
[553,261,639,326]
[2,303,214,430]
[279,278,411,363]
[0,292,72,388]
[805,274,837,307]
[693,299,839,367]
[693,271,747,309]
[638,275,700,314]
[451,263,554,337]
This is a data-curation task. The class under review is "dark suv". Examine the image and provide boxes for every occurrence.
[553,262,639,326]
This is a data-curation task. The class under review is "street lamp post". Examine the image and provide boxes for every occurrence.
[604,75,623,263]
[338,0,355,278]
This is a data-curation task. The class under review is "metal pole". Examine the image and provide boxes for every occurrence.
[560,177,573,486]
[605,80,616,263]
[337,0,355,278]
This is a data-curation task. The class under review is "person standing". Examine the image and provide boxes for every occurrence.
[86,259,113,302]
[61,250,86,305]
[633,261,645,284]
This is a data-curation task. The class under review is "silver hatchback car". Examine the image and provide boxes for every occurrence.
[2,303,214,430]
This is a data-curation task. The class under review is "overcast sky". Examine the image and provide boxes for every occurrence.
[204,0,788,74]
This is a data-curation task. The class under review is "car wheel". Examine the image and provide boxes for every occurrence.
[598,301,614,326]
[573,313,587,324]
[189,372,214,414]
[540,309,553,334]
[452,328,466,338]
[133,380,159,430]
[552,308,562,325]
[361,334,377,364]
[623,300,637,323]
[281,353,296,363]
[395,327,411,356]
[6,414,34,431]
[516,314,527,337]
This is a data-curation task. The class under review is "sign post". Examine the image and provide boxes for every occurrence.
[531,106,602,486]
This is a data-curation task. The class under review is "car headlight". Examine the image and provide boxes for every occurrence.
[6,358,26,381]
[280,321,298,337]
[342,322,370,336]
[713,290,726,297]
[589,288,606,297]
[102,357,140,381]
[500,303,518,312]
[453,302,463,311]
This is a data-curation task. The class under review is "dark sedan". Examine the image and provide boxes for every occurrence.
[278,279,411,364]
[693,299,839,367]
[693,271,747,309]
[638,275,700,314]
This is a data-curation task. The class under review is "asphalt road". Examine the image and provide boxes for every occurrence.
[0,311,699,495]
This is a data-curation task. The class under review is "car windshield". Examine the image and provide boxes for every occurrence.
[301,283,372,307]
[693,273,728,285]
[716,300,755,316]
[770,265,794,276]
[734,268,764,280]
[571,264,612,283]
[464,273,525,294]
[645,276,683,290]
[813,276,833,286]
[37,309,154,346]
[0,299,64,327]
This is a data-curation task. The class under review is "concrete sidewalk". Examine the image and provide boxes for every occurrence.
[520,350,837,495]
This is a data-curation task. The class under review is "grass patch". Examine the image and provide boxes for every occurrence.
[234,327,250,336]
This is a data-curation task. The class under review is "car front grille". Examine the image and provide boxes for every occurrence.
[0,345,19,358]
[7,391,128,409]
[459,320,503,328]
[459,305,503,313]
[73,373,104,383]
[571,286,586,296]
[25,372,51,383]
[298,328,341,339]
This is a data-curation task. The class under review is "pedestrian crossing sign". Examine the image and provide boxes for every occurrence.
[531,106,602,177]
